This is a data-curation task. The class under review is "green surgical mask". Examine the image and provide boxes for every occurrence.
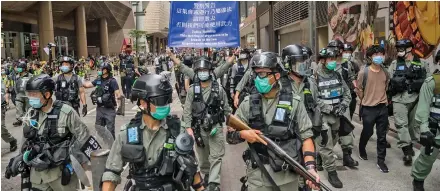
[326,61,337,71]
[254,76,273,94]
[16,68,23,73]
[97,71,103,76]
[151,105,171,120]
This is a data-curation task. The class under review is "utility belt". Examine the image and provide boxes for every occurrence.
[321,98,341,105]
[243,141,298,173]
[126,175,176,191]
[91,91,115,108]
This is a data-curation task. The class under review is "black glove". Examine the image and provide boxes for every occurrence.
[320,130,329,146]
[82,104,87,117]
[420,131,435,155]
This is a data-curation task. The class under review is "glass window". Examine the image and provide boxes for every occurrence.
[240,1,247,22]
[247,2,256,16]
[373,17,386,45]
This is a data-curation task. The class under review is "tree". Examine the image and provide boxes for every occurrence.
[128,29,148,52]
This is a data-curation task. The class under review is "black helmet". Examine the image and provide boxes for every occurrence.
[343,44,354,52]
[17,61,27,70]
[60,56,74,65]
[366,45,385,57]
[325,48,339,58]
[302,46,313,58]
[131,74,173,106]
[282,44,306,63]
[395,39,413,49]
[282,45,311,76]
[183,55,193,67]
[251,52,278,70]
[318,48,328,60]
[100,62,112,73]
[435,49,440,63]
[193,56,212,71]
[328,39,344,50]
[25,74,55,93]
[239,48,251,60]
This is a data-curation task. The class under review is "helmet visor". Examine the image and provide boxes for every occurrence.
[149,95,172,106]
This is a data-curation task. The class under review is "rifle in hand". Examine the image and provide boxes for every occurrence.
[226,114,332,191]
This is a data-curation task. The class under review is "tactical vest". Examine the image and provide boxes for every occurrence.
[341,61,355,93]
[430,74,440,121]
[121,114,182,190]
[122,57,135,76]
[248,76,302,172]
[191,80,224,131]
[316,72,343,106]
[15,73,32,93]
[390,59,425,94]
[94,77,116,108]
[55,74,80,107]
[233,63,246,86]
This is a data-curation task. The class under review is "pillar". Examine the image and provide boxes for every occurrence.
[100,18,109,56]
[75,5,88,58]
[153,37,157,54]
[38,1,55,61]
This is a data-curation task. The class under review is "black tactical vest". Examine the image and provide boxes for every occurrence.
[248,76,302,171]
[233,63,246,86]
[121,113,181,190]
[94,77,116,108]
[341,61,355,93]
[191,80,224,130]
[15,73,32,93]
[316,72,343,106]
[55,74,80,107]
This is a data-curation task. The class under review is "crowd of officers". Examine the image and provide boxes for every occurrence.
[2,38,440,191]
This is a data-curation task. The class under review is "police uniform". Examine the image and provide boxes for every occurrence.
[178,59,230,82]
[315,65,353,171]
[54,73,82,114]
[1,81,16,144]
[388,59,430,149]
[91,76,118,137]
[120,55,137,97]
[23,101,90,190]
[228,78,314,191]
[182,79,232,186]
[337,60,358,119]
[14,72,32,123]
[230,60,249,100]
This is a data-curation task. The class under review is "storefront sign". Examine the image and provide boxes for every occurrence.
[168,1,240,48]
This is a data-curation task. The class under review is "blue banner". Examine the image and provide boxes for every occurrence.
[168,1,240,48]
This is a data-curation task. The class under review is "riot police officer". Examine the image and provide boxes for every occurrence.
[411,49,440,191]
[388,39,430,166]
[176,54,193,105]
[281,44,322,190]
[182,57,232,190]
[1,80,17,152]
[226,51,320,191]
[5,74,91,191]
[102,74,205,191]
[315,48,358,188]
[83,63,121,138]
[12,61,32,126]
[230,48,250,110]
[54,56,87,115]
[119,52,138,98]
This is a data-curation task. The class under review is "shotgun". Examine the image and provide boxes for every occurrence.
[226,114,332,191]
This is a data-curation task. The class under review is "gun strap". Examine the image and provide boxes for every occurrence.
[248,144,280,191]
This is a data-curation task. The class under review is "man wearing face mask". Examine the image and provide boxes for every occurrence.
[15,74,91,191]
[341,43,360,119]
[83,63,121,138]
[410,49,440,191]
[181,57,232,191]
[226,52,320,191]
[175,54,193,105]
[12,61,33,127]
[388,39,430,166]
[315,48,358,188]
[54,56,87,116]
[356,45,391,173]
[102,74,205,191]
[230,49,250,109]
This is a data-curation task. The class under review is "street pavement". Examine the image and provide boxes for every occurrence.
[2,68,440,191]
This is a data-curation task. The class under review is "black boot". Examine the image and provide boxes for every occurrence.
[12,120,22,127]
[9,139,17,152]
[358,146,368,160]
[402,146,413,166]
[316,154,323,171]
[342,148,359,168]
[328,171,343,188]
[207,183,220,191]
[413,179,425,191]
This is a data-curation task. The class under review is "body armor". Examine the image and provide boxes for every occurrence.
[248,77,302,172]
[92,77,116,108]
[55,74,80,108]
[232,63,246,89]
[191,80,224,132]
[15,73,32,93]
[122,56,135,77]
[121,114,195,191]
[390,59,426,95]
[341,61,355,93]
[316,72,343,106]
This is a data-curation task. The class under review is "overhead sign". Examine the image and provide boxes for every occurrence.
[168,1,240,48]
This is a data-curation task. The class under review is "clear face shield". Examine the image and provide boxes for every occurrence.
[285,55,311,77]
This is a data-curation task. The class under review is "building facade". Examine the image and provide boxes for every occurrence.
[239,1,257,49]
[143,1,170,54]
[1,1,135,60]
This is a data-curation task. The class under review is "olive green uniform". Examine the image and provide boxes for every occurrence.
[28,103,91,191]
[235,69,252,93]
[315,66,352,172]
[388,60,430,148]
[233,86,314,191]
[14,73,32,121]
[411,76,440,180]
[182,81,232,184]
[178,59,231,79]
[102,119,172,184]
[1,81,15,143]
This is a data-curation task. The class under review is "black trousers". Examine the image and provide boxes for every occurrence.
[359,103,389,161]
[123,76,135,98]
[349,93,357,119]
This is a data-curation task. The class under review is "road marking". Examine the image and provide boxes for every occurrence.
[87,108,96,115]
